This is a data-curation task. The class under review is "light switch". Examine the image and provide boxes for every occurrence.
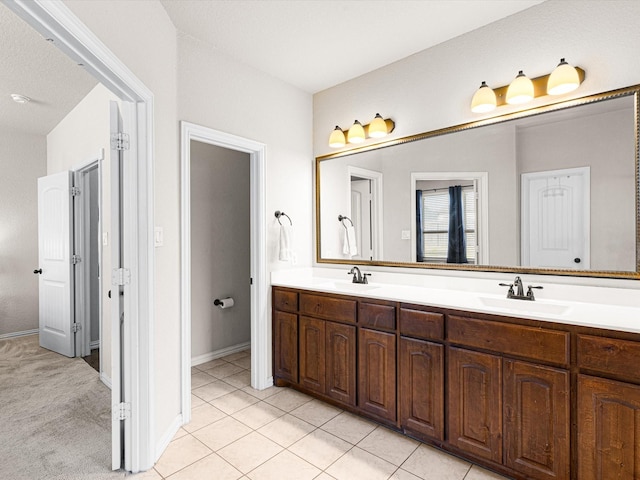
[102,232,109,246]
[154,227,163,247]
[401,230,411,240]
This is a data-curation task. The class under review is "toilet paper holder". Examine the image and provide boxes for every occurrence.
[214,297,234,309]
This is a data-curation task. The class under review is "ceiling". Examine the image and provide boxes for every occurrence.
[0,2,97,137]
[160,0,544,94]
[1,0,544,136]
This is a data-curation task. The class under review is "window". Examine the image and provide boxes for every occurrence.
[421,186,477,263]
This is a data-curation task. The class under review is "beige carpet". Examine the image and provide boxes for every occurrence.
[0,335,127,480]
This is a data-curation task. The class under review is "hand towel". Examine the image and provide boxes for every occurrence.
[279,224,294,261]
[342,225,358,257]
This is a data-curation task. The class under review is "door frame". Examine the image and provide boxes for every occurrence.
[180,121,268,424]
[4,0,155,471]
[521,166,591,268]
[72,152,103,363]
[347,166,383,260]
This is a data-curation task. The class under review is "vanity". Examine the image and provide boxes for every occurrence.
[288,83,640,479]
[272,274,640,480]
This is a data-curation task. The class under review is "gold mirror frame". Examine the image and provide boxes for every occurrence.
[316,84,640,279]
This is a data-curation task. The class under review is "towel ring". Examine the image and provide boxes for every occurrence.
[275,210,293,226]
[338,214,353,227]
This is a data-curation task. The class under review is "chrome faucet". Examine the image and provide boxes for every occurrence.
[348,266,371,284]
[499,276,543,301]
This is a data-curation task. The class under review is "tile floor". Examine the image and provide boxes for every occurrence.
[136,350,512,480]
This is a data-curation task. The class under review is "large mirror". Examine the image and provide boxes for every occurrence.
[316,86,640,279]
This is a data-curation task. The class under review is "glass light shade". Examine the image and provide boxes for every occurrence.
[368,113,388,138]
[547,58,580,95]
[347,120,365,144]
[506,71,534,105]
[470,81,497,113]
[329,126,346,148]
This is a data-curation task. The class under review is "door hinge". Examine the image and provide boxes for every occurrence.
[72,323,81,333]
[111,132,130,151]
[114,402,131,421]
[70,186,81,196]
[112,268,131,286]
[71,255,82,264]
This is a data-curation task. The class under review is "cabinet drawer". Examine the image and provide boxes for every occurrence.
[578,334,640,382]
[399,307,444,341]
[359,302,396,330]
[300,293,356,323]
[273,289,298,313]
[448,315,569,366]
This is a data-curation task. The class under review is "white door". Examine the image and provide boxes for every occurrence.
[351,179,372,260]
[110,101,125,470]
[521,167,590,269]
[37,171,75,357]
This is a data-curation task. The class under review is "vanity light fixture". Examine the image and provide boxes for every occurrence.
[328,114,395,148]
[547,58,581,95]
[471,81,497,113]
[347,120,366,144]
[329,126,346,148]
[506,70,534,105]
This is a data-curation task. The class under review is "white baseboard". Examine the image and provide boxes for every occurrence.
[90,340,100,350]
[191,341,250,367]
[0,329,38,341]
[155,413,183,463]
[100,372,112,389]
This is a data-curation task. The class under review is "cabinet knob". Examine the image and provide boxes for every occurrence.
[574,257,581,263]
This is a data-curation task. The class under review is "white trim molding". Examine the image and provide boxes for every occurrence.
[0,329,39,341]
[180,121,268,426]
[3,0,155,472]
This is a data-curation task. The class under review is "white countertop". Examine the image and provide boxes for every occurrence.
[271,268,640,334]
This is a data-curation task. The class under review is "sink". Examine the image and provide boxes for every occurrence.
[478,296,570,316]
[322,281,381,293]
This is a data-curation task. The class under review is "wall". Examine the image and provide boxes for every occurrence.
[47,82,118,382]
[63,0,180,456]
[0,130,46,337]
[313,0,640,287]
[177,33,313,385]
[190,141,251,359]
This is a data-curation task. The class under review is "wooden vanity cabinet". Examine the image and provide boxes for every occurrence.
[447,315,570,479]
[358,300,397,422]
[399,306,445,441]
[577,334,640,480]
[273,286,640,480]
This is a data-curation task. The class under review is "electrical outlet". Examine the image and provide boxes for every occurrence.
[102,232,109,246]
[401,230,411,240]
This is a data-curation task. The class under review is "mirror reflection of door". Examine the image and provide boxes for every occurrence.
[351,177,372,260]
[348,166,383,261]
[521,167,590,269]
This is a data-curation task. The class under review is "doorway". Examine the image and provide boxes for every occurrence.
[180,122,268,425]
[347,166,383,261]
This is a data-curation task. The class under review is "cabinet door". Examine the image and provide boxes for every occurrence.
[578,375,640,480]
[399,337,444,440]
[326,321,356,406]
[448,347,502,463]
[274,310,298,382]
[359,328,397,422]
[504,360,569,480]
[299,316,326,393]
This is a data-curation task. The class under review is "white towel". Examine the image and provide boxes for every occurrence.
[279,224,294,261]
[342,225,358,257]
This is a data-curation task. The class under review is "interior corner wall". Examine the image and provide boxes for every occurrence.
[190,141,251,359]
[0,130,46,337]
[63,0,180,463]
[47,82,118,384]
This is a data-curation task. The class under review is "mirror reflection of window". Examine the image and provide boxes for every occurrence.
[418,184,477,264]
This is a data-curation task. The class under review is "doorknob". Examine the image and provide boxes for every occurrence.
[33,268,42,274]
